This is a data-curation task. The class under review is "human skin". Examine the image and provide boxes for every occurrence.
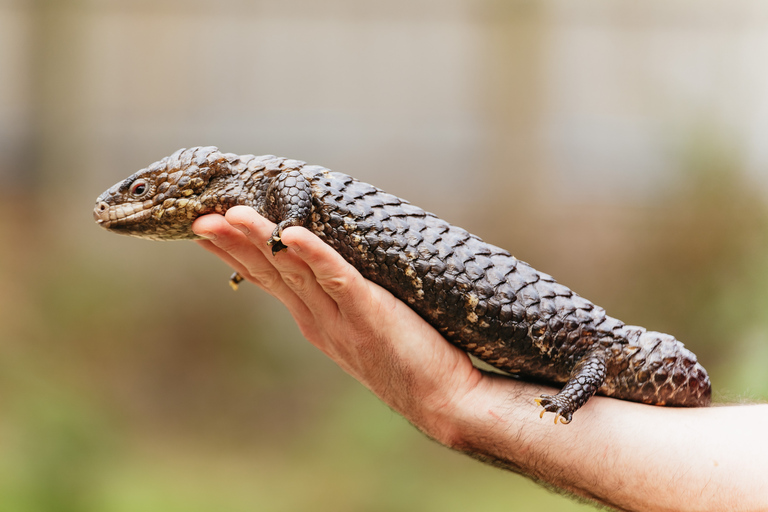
[192,206,768,512]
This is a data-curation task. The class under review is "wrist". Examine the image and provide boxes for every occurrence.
[417,374,536,451]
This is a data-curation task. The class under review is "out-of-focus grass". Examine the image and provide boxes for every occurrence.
[0,370,595,512]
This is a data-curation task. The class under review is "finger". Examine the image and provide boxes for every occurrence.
[280,225,373,321]
[192,213,311,320]
[194,238,251,279]
[193,214,278,289]
[223,207,343,326]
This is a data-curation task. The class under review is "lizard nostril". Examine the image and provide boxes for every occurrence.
[94,201,110,222]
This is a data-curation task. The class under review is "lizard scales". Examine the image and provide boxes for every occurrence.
[93,147,712,423]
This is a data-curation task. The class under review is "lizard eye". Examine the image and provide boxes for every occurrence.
[129,179,149,198]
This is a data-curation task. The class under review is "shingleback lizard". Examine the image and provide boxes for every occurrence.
[93,147,712,424]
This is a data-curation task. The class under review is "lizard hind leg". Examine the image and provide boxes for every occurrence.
[535,350,607,424]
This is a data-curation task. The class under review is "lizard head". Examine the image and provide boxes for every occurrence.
[93,146,236,240]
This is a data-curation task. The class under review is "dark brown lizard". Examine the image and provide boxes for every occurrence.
[93,146,712,423]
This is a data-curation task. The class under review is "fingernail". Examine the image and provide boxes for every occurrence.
[233,223,250,235]
[198,232,217,240]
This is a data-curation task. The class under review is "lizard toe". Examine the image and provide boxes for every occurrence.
[535,395,574,424]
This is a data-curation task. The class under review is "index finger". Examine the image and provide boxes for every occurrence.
[280,226,374,317]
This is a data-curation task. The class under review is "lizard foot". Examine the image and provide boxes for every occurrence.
[266,236,288,255]
[266,221,296,255]
[229,272,245,291]
[534,349,605,425]
[534,395,574,425]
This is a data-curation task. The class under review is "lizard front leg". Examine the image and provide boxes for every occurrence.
[228,170,314,289]
[535,350,607,424]
[262,170,314,254]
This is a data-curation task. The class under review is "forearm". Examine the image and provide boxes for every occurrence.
[435,379,768,511]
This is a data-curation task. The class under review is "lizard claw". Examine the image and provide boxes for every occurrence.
[229,272,245,290]
[535,396,573,425]
[267,236,288,255]
[267,224,290,255]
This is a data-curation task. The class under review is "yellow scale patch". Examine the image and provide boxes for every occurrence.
[465,293,479,323]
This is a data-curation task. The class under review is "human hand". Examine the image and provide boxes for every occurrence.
[192,206,504,441]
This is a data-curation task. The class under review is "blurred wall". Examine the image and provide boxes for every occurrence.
[1,1,768,511]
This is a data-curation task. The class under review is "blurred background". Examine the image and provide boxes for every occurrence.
[2,0,768,510]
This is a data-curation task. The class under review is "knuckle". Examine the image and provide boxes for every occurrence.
[318,274,351,295]
[249,268,281,289]
[317,265,360,300]
[211,236,240,253]
[281,271,307,291]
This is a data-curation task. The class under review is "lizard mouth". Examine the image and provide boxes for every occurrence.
[93,200,153,230]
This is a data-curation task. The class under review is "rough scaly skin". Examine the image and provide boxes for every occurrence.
[94,147,712,423]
